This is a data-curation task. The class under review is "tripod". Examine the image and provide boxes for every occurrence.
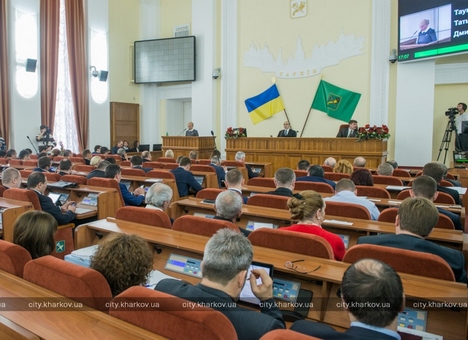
[436,120,456,164]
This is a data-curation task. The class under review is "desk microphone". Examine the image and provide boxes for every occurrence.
[178,128,187,136]
[27,136,39,154]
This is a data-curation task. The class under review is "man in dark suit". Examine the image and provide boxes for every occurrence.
[86,160,110,180]
[27,172,76,225]
[266,168,295,197]
[209,156,227,188]
[111,140,123,154]
[296,165,336,189]
[235,151,258,179]
[156,228,285,339]
[170,156,203,197]
[105,164,146,206]
[410,175,462,231]
[357,197,467,283]
[277,121,297,137]
[336,119,358,137]
[417,19,437,44]
[291,259,404,339]
[423,162,461,205]
[225,169,248,204]
[82,149,92,165]
[185,122,199,136]
[213,190,250,236]
[130,155,152,173]
[33,156,54,172]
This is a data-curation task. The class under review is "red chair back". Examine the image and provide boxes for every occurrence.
[69,157,84,164]
[115,206,172,229]
[190,165,216,173]
[172,215,240,237]
[372,175,403,186]
[163,163,179,170]
[321,165,334,172]
[8,159,23,166]
[20,169,33,178]
[247,194,289,210]
[142,161,163,169]
[120,160,131,167]
[392,169,411,178]
[343,244,455,281]
[87,178,125,208]
[44,172,61,182]
[247,178,276,188]
[0,240,32,278]
[295,181,334,193]
[110,286,237,340]
[355,185,391,199]
[157,157,176,163]
[146,170,176,180]
[325,201,371,220]
[23,160,38,166]
[293,170,308,177]
[196,188,225,200]
[121,168,146,177]
[324,172,350,181]
[23,255,113,310]
[249,228,334,260]
[60,174,87,185]
[72,164,95,172]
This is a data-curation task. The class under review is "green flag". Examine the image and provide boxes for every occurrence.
[311,80,361,122]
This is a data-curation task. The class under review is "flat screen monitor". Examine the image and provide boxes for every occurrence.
[398,0,468,62]
[153,144,162,151]
[134,36,196,84]
[194,175,204,186]
[139,144,150,152]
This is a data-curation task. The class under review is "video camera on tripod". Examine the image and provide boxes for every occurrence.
[445,107,458,131]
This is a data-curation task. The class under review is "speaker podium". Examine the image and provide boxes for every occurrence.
[162,136,216,159]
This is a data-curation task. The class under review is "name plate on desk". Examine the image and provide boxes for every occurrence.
[165,253,202,278]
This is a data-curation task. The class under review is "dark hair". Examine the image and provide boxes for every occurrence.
[27,171,46,188]
[13,211,58,259]
[38,152,48,158]
[104,157,116,164]
[274,168,295,186]
[179,156,191,167]
[105,164,121,178]
[297,160,310,171]
[422,162,444,183]
[94,145,101,152]
[411,176,437,200]
[349,119,357,124]
[341,259,403,328]
[308,165,324,177]
[131,155,143,166]
[82,149,91,158]
[0,150,6,157]
[58,159,72,171]
[6,149,16,158]
[350,168,374,186]
[90,233,153,296]
[38,156,51,169]
[386,160,398,169]
[459,102,467,111]
[18,149,30,160]
[133,140,139,148]
[398,197,438,237]
[101,146,109,154]
[225,169,243,185]
[63,150,72,157]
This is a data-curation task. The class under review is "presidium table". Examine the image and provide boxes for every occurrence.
[161,136,387,172]
[225,137,388,172]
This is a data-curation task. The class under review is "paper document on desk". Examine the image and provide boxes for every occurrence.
[75,207,94,214]
[323,219,353,226]
[64,245,98,268]
[449,187,467,194]
[145,270,180,289]
[386,186,410,191]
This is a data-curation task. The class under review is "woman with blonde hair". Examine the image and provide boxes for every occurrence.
[282,190,345,260]
[90,233,153,296]
[333,159,353,174]
[13,211,58,259]
[164,149,174,158]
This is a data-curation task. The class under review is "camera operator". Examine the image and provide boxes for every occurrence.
[35,125,57,153]
[455,102,467,133]
[454,103,468,151]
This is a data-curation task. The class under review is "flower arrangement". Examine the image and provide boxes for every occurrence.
[60,141,65,155]
[225,127,247,139]
[357,124,390,141]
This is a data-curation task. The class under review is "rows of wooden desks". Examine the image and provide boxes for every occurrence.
[0,270,163,339]
[75,218,468,340]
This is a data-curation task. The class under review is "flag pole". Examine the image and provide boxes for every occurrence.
[300,108,313,137]
[283,108,291,128]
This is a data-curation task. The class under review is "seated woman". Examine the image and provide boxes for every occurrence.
[282,190,345,261]
[90,233,153,296]
[350,168,374,186]
[333,159,353,174]
[13,211,57,259]
[164,149,174,158]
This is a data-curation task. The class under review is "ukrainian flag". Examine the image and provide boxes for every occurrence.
[245,84,285,125]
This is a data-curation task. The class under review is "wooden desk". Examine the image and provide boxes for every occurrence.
[162,136,216,159]
[0,270,163,339]
[171,198,465,251]
[75,218,468,340]
[225,137,387,172]
[127,151,162,159]
[0,198,34,242]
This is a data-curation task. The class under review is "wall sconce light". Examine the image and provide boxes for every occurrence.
[26,58,37,72]
[90,66,109,82]
[389,49,398,63]
[212,67,221,80]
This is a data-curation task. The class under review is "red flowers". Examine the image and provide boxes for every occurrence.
[358,124,390,141]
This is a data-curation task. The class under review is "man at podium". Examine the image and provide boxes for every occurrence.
[277,121,297,137]
[185,122,199,136]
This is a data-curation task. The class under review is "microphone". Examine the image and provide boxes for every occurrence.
[211,130,218,150]
[179,128,187,136]
[27,136,39,154]
[412,30,419,36]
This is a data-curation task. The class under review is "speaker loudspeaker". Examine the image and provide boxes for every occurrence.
[26,59,37,72]
[99,71,108,82]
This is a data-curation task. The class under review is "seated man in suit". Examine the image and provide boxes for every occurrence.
[33,156,54,172]
[235,151,258,179]
[410,175,462,231]
[336,119,358,137]
[141,150,152,163]
[225,169,248,204]
[105,164,146,206]
[57,159,75,176]
[291,259,404,339]
[185,121,199,136]
[82,149,92,165]
[358,197,467,283]
[266,167,295,197]
[111,140,123,154]
[440,162,461,187]
[423,162,461,205]
[213,190,250,236]
[325,179,380,220]
[86,160,110,180]
[297,159,310,171]
[27,171,77,224]
[277,121,297,137]
[1,167,22,190]
[145,182,173,224]
[209,155,227,188]
[156,228,285,339]
[130,155,152,173]
[296,164,335,189]
[170,156,203,197]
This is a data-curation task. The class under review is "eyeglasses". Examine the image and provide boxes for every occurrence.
[284,259,321,274]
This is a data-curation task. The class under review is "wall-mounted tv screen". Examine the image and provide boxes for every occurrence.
[398,0,468,62]
[134,36,196,84]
